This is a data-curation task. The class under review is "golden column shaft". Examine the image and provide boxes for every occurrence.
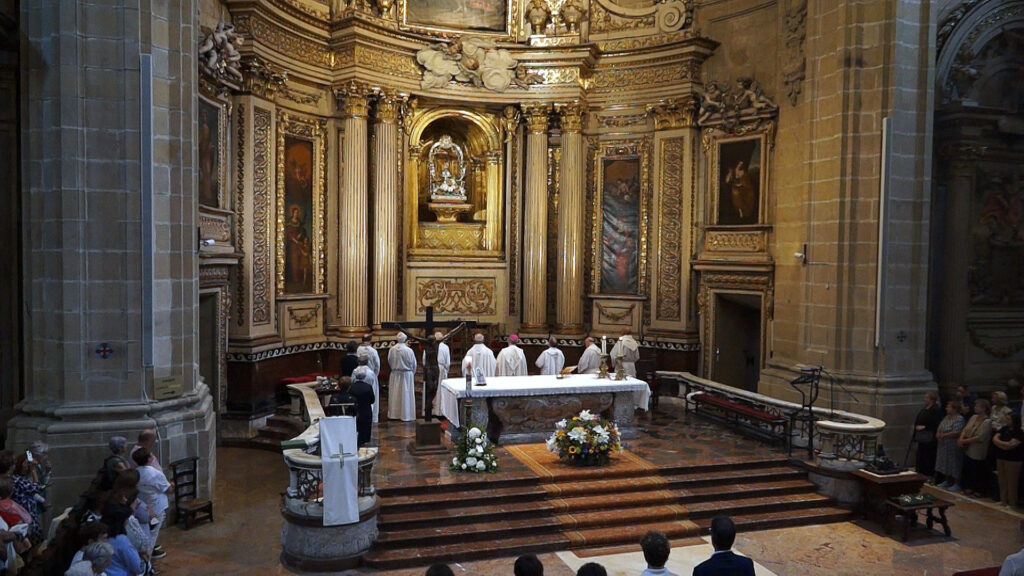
[556,103,586,333]
[338,87,371,335]
[521,104,550,331]
[372,94,401,328]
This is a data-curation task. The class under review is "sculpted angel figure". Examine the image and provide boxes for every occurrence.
[198,21,244,82]
[698,82,724,124]
[416,37,525,92]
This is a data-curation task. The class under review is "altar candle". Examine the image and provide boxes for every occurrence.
[601,335,607,355]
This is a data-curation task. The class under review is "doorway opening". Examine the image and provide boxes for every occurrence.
[198,292,219,413]
[712,293,762,392]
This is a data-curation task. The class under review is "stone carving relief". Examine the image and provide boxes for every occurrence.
[656,137,684,322]
[239,56,288,99]
[698,77,778,128]
[416,38,542,92]
[416,278,496,315]
[647,97,697,130]
[969,172,1024,306]
[937,2,1024,108]
[198,21,244,92]
[234,106,247,327]
[251,107,273,325]
[782,0,808,106]
[590,0,693,34]
[490,394,615,434]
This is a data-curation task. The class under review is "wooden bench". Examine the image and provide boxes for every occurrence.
[883,497,953,542]
[691,391,789,446]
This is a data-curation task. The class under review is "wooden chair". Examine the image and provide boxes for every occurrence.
[169,457,213,530]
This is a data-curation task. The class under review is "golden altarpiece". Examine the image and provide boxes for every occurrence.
[194,0,786,432]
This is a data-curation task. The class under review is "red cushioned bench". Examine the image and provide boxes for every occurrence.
[691,391,789,446]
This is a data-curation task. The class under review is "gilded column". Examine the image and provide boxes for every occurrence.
[337,84,372,335]
[521,104,550,331]
[372,93,402,329]
[556,102,586,333]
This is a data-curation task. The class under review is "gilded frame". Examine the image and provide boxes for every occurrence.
[276,113,327,295]
[590,139,651,296]
[398,0,521,41]
[706,129,771,226]
[197,93,230,209]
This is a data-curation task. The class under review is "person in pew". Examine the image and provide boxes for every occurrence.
[692,516,754,576]
[348,367,376,447]
[640,530,677,576]
[577,337,602,374]
[496,334,528,377]
[515,553,544,576]
[535,338,565,376]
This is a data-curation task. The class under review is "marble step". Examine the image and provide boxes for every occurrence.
[378,498,555,531]
[555,504,689,530]
[697,505,853,533]
[375,515,563,548]
[376,474,538,498]
[381,484,548,514]
[656,456,792,475]
[662,465,805,488]
[363,531,570,570]
[550,488,679,512]
[265,415,304,433]
[256,425,297,441]
[676,478,817,502]
[687,492,833,518]
[564,519,701,549]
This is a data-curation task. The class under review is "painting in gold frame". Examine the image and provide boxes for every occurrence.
[197,96,228,208]
[276,114,327,295]
[710,132,769,226]
[401,0,515,36]
[591,140,651,296]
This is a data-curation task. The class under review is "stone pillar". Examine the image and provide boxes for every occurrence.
[521,104,550,332]
[9,0,215,511]
[372,93,402,329]
[934,155,974,387]
[336,84,372,336]
[555,102,586,334]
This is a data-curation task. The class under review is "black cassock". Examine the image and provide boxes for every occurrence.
[340,353,360,377]
[348,380,376,446]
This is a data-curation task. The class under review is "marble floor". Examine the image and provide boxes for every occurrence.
[157,401,1024,575]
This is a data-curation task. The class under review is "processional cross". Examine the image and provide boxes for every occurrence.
[382,306,477,422]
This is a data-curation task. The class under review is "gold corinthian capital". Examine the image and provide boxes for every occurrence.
[522,103,551,134]
[557,101,586,133]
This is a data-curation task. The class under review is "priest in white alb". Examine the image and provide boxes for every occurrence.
[357,333,381,377]
[387,332,417,421]
[461,333,497,378]
[577,336,602,374]
[357,350,379,423]
[496,334,528,377]
[422,331,451,417]
[535,338,565,376]
[610,330,641,377]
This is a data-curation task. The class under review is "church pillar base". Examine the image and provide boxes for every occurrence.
[553,323,585,336]
[406,420,448,455]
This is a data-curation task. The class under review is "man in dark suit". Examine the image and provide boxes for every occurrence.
[692,516,754,576]
[340,340,360,377]
[348,367,376,447]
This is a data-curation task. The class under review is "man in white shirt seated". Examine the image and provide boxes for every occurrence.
[535,338,565,376]
[496,334,528,377]
[577,337,602,374]
[462,333,497,378]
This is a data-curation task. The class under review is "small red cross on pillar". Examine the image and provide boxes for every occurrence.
[95,343,114,359]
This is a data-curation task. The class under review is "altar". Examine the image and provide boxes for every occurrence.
[437,374,651,444]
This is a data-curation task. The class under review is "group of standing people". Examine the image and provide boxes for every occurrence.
[914,384,1024,509]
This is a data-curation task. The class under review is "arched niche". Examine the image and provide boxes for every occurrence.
[405,108,505,258]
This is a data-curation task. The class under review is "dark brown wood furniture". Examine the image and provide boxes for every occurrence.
[883,497,953,542]
[169,457,214,530]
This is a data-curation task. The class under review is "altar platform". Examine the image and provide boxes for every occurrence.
[363,396,853,569]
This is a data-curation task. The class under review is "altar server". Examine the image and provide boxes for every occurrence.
[422,331,452,416]
[535,338,565,376]
[577,337,602,374]
[349,367,376,446]
[357,351,380,423]
[387,332,417,421]
[610,330,640,377]
[357,333,381,377]
[496,334,529,377]
[462,333,497,378]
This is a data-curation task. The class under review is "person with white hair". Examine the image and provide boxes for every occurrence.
[65,540,114,575]
[350,367,376,446]
[535,338,565,376]
[610,330,640,377]
[388,332,417,421]
[496,334,528,377]
[356,350,380,423]
[462,333,497,379]
[357,333,381,378]
[577,337,602,374]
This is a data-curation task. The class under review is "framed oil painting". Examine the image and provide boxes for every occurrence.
[401,0,513,35]
[712,133,768,226]
[197,97,227,208]
[592,141,650,296]
[276,115,326,295]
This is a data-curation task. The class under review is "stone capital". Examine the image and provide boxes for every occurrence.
[333,81,375,119]
[522,103,551,134]
[375,92,403,124]
[557,101,586,134]
[646,96,697,130]
[239,56,288,100]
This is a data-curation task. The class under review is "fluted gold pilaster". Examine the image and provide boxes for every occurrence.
[521,103,550,331]
[337,85,371,334]
[556,102,586,333]
[372,93,402,328]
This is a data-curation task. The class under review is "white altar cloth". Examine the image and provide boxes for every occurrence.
[437,374,651,428]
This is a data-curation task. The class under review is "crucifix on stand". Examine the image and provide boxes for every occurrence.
[382,306,476,454]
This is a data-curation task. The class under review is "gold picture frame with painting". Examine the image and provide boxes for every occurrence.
[197,95,229,209]
[709,131,770,226]
[275,113,327,295]
[399,0,520,40]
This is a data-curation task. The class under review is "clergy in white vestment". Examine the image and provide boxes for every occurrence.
[422,332,451,416]
[387,333,417,421]
[577,336,602,374]
[357,333,381,377]
[496,334,529,377]
[461,333,497,377]
[357,351,380,423]
[535,338,565,376]
[610,331,641,377]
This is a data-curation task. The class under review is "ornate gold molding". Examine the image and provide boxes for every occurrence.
[239,56,288,100]
[698,76,779,133]
[252,106,274,325]
[704,229,768,253]
[416,278,497,315]
[375,91,403,124]
[647,96,697,131]
[523,103,552,134]
[557,101,586,133]
[656,137,684,321]
[234,105,247,327]
[698,271,774,377]
[501,105,521,142]
[233,14,333,69]
[333,81,374,118]
[591,61,700,91]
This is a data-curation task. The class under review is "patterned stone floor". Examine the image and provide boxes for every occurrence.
[156,398,1024,575]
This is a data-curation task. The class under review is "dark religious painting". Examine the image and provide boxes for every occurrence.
[600,158,640,294]
[405,0,508,33]
[717,138,762,225]
[197,100,220,208]
[284,137,314,294]
[968,172,1024,305]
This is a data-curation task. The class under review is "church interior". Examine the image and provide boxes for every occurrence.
[1,0,1023,573]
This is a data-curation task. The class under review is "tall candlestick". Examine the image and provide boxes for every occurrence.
[601,335,607,355]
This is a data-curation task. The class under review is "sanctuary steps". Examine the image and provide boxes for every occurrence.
[362,453,852,569]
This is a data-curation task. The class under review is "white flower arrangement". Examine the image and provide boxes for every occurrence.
[451,424,499,473]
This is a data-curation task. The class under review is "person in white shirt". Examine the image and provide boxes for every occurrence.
[462,333,497,378]
[387,332,418,421]
[610,331,641,377]
[577,337,602,374]
[1002,546,1024,576]
[535,338,565,376]
[357,351,380,423]
[132,448,173,560]
[639,530,678,576]
[356,333,381,378]
[496,334,529,377]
